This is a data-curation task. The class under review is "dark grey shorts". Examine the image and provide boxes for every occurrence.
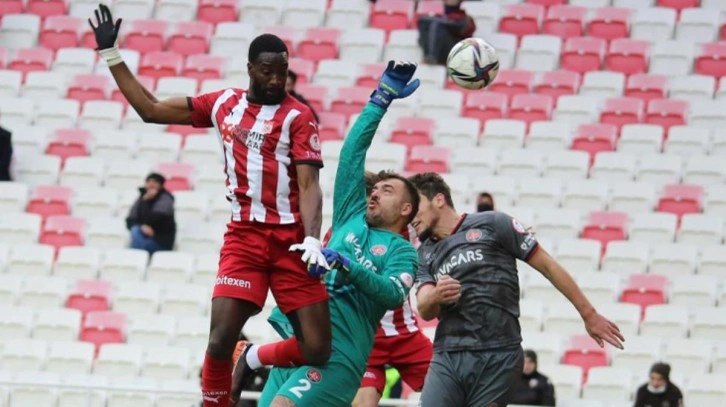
[419,347,524,407]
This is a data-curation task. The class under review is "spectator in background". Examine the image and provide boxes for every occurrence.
[634,363,683,407]
[417,0,476,65]
[476,192,495,212]
[286,70,319,122]
[0,126,12,181]
[509,350,555,406]
[126,173,176,254]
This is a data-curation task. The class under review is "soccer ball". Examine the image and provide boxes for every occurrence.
[446,37,500,90]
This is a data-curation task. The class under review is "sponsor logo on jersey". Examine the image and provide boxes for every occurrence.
[215,276,252,289]
[512,218,527,234]
[399,272,414,288]
[363,371,377,379]
[307,368,322,383]
[309,133,321,151]
[261,120,274,135]
[465,229,482,242]
[371,245,387,256]
[345,232,378,272]
[436,249,484,277]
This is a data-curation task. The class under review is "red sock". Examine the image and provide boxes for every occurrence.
[257,337,306,367]
[201,352,232,407]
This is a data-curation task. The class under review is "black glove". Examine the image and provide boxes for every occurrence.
[88,3,122,50]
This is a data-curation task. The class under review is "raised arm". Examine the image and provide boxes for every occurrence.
[89,4,193,125]
[296,164,323,239]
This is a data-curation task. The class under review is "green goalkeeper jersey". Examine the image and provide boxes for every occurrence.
[268,103,418,371]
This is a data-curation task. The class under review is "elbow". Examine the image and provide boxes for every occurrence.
[137,103,159,124]
[417,304,436,321]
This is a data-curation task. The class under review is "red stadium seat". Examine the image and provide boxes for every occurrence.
[166,125,206,139]
[581,211,628,249]
[67,74,110,104]
[534,70,581,98]
[599,97,644,131]
[330,86,371,120]
[526,0,566,5]
[370,0,412,32]
[182,54,224,82]
[645,99,688,133]
[462,92,508,128]
[8,48,53,79]
[656,0,699,13]
[288,58,315,84]
[317,112,346,141]
[263,26,296,57]
[80,311,126,350]
[46,129,91,163]
[40,215,85,250]
[414,0,443,28]
[138,51,183,81]
[66,279,113,317]
[40,16,81,50]
[0,47,7,68]
[542,5,587,39]
[563,335,609,378]
[297,27,340,63]
[621,274,667,314]
[605,39,650,75]
[488,69,535,99]
[406,146,451,173]
[156,162,194,192]
[355,63,388,89]
[624,74,668,103]
[123,19,167,54]
[295,83,328,114]
[27,0,66,18]
[390,117,434,149]
[498,4,545,38]
[112,75,155,107]
[197,0,239,24]
[27,185,73,219]
[571,123,617,161]
[560,37,606,74]
[657,184,704,218]
[694,42,726,79]
[508,94,553,126]
[168,21,214,56]
[587,7,630,41]
[0,0,23,18]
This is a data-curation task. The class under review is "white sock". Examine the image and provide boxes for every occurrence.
[245,344,262,370]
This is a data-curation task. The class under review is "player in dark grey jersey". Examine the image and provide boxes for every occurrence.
[408,173,624,407]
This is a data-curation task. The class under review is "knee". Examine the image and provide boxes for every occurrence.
[299,340,330,365]
[206,325,237,359]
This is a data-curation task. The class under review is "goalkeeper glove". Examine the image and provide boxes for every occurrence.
[369,60,421,110]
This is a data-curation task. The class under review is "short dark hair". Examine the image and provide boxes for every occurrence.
[288,69,298,84]
[524,349,537,364]
[364,171,381,196]
[407,172,454,208]
[375,170,420,224]
[248,34,288,63]
[146,172,166,186]
[478,192,493,201]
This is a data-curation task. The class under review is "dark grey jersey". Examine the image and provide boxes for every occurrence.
[416,211,538,352]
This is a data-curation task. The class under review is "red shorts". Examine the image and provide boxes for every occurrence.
[213,221,328,314]
[360,330,433,393]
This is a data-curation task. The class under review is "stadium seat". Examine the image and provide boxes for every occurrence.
[657,184,702,218]
[26,184,72,219]
[314,59,359,89]
[560,37,606,74]
[498,3,544,38]
[602,241,649,275]
[625,74,668,103]
[704,187,726,217]
[689,100,726,131]
[571,123,617,160]
[167,22,212,56]
[480,119,526,149]
[85,215,128,251]
[155,0,198,21]
[338,28,385,63]
[582,367,633,402]
[508,94,554,126]
[33,307,82,342]
[684,374,726,405]
[581,211,628,249]
[670,75,716,103]
[542,150,590,179]
[138,51,183,81]
[645,99,689,133]
[114,282,161,315]
[462,92,508,127]
[0,69,22,97]
[180,135,219,167]
[542,5,587,39]
[695,42,726,78]
[649,243,697,278]
[487,32,518,70]
[650,40,695,77]
[534,70,581,99]
[147,251,194,283]
[715,344,726,374]
[562,335,609,376]
[35,98,80,129]
[517,178,562,208]
[389,116,434,148]
[369,0,412,32]
[0,95,35,127]
[664,338,713,375]
[610,181,655,214]
[22,71,66,101]
[418,89,463,118]
[638,155,683,188]
[618,124,664,154]
[330,86,372,120]
[175,221,225,255]
[679,213,723,245]
[574,271,618,305]
[610,335,662,371]
[66,279,112,316]
[39,215,84,251]
[159,283,207,317]
[60,157,104,189]
[54,246,101,280]
[8,124,48,156]
[140,346,191,380]
[210,22,255,56]
[0,0,23,18]
[315,112,347,142]
[587,7,630,41]
[452,147,498,176]
[115,0,155,20]
[384,29,421,63]
[326,0,370,30]
[45,129,90,163]
[640,304,689,338]
[561,180,608,211]
[127,313,176,347]
[99,248,148,284]
[518,298,544,334]
[67,74,111,104]
[94,343,142,377]
[0,181,28,213]
[178,54,221,82]
[580,71,625,99]
[665,125,710,156]
[154,162,191,192]
[630,212,678,243]
[527,120,573,151]
[497,149,544,178]
[533,208,580,240]
[122,19,167,53]
[540,364,583,400]
[691,307,726,341]
[516,35,562,72]
[53,47,96,76]
[554,238,601,272]
[489,69,535,99]
[80,310,126,350]
[295,27,340,63]
[46,341,94,376]
[599,97,645,131]
[155,77,198,101]
[406,146,451,173]
[191,253,218,285]
[605,39,650,75]
[0,305,33,339]
[18,276,66,308]
[553,95,600,125]
[0,212,42,245]
[670,275,718,308]
[683,156,725,185]
[6,244,53,276]
[0,14,41,49]
[173,316,207,350]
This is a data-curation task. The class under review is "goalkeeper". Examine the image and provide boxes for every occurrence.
[230,61,422,407]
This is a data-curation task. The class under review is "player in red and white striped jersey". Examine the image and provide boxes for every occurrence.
[89,8,332,406]
[322,172,433,407]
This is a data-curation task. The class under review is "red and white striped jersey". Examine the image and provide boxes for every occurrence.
[188,89,323,224]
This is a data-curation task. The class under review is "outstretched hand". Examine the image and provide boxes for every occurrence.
[369,60,421,110]
[88,3,122,51]
[584,312,625,349]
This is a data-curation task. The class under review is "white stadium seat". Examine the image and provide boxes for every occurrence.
[173,316,208,351]
[384,29,422,63]
[192,253,219,285]
[114,282,160,315]
[678,214,724,245]
[527,120,572,151]
[0,274,21,305]
[0,181,28,213]
[684,374,726,405]
[636,154,682,187]
[515,35,561,72]
[172,191,209,224]
[497,149,543,178]
[543,301,583,336]
[641,304,689,338]
[683,156,725,186]
[140,346,191,380]
[519,299,544,333]
[676,8,720,43]
[78,101,124,130]
[0,69,22,97]
[669,276,718,307]
[127,313,176,347]
[516,178,562,208]
[72,188,120,219]
[582,366,633,403]
[105,159,153,190]
[0,97,34,128]
[481,119,526,149]
[0,305,34,339]
[698,245,726,278]
[610,335,663,371]
[314,60,359,89]
[34,98,80,129]
[689,100,726,131]
[649,40,694,77]
[664,338,714,375]
[53,48,96,76]
[159,284,208,317]
[553,96,600,126]
[176,221,225,255]
[540,364,583,400]
[629,212,678,243]
[665,125,710,156]
[180,135,221,166]
[704,187,726,217]
[452,147,497,176]
[86,217,129,250]
[618,124,663,154]
[562,181,608,211]
[486,32,517,70]
[631,7,677,42]
[555,239,601,272]
[60,157,105,189]
[100,248,149,283]
[146,251,195,283]
[93,131,137,160]
[8,244,54,276]
[46,341,95,376]
[649,243,697,278]
[580,71,625,99]
[575,272,620,305]
[0,213,42,245]
[211,22,256,56]
[155,77,198,100]
[669,75,716,103]
[591,153,636,183]
[22,71,66,101]
[8,371,59,407]
[326,0,370,29]
[434,117,480,147]
[94,344,143,377]
[520,332,562,366]
[691,307,726,341]
[13,154,61,187]
[33,308,82,342]
[0,339,46,372]
[533,209,580,240]
[602,241,650,276]
[609,181,655,213]
[339,28,385,64]
[0,14,40,48]
[136,132,182,163]
[18,276,67,309]
[542,151,589,180]
[418,89,463,118]
[239,0,283,26]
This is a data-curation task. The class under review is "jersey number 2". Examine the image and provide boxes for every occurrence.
[289,379,311,399]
